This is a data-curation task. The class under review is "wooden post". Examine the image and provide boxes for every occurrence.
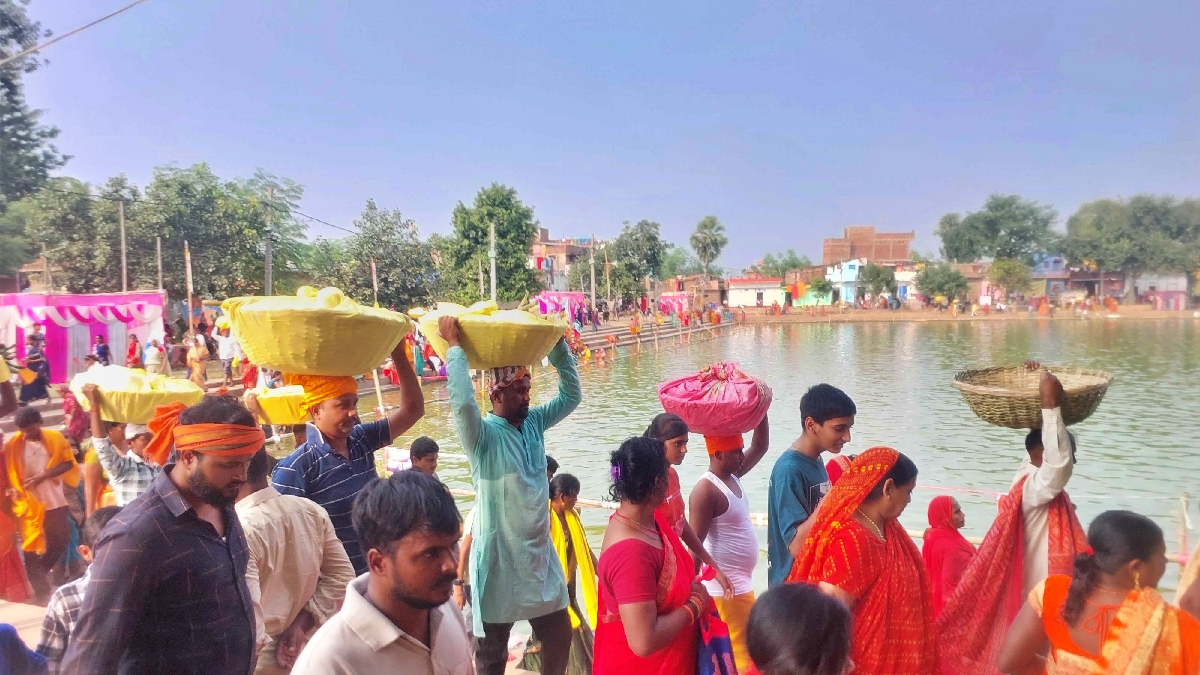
[184,240,194,329]
[118,199,128,292]
[264,186,274,295]
[156,236,163,290]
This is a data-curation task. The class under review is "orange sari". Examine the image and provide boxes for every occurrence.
[1034,575,1200,675]
[786,447,938,675]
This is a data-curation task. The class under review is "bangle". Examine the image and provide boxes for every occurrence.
[451,579,464,587]
[681,602,699,623]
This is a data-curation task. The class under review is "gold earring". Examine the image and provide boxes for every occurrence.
[1133,569,1141,589]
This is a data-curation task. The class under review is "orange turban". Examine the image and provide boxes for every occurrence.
[144,401,266,466]
[704,434,744,455]
[283,373,359,416]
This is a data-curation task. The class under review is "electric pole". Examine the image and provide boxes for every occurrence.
[604,248,612,305]
[488,219,497,303]
[184,240,194,329]
[264,186,274,295]
[118,199,128,292]
[156,236,163,290]
[589,233,597,310]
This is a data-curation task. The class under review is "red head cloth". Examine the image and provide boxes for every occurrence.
[826,454,852,486]
[486,366,530,396]
[923,495,977,616]
[145,400,266,466]
[704,434,744,455]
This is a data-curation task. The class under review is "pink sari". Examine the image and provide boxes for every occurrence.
[594,511,697,675]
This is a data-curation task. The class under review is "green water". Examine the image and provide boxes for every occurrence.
[351,318,1199,591]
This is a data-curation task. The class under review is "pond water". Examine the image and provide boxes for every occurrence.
[346,318,1199,592]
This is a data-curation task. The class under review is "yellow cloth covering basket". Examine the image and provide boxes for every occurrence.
[222,286,413,376]
[253,385,307,425]
[70,366,205,424]
[420,301,567,369]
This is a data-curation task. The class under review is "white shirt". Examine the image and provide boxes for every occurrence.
[211,329,242,360]
[290,574,475,675]
[1011,407,1072,596]
[23,439,67,510]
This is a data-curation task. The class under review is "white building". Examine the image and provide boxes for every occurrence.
[728,277,785,307]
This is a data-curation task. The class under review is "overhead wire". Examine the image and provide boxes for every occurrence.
[0,0,154,68]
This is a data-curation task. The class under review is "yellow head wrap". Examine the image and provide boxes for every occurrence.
[283,373,360,416]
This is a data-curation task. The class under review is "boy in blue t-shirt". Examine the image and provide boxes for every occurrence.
[766,383,856,587]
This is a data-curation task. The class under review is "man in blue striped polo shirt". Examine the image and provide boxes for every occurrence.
[270,342,424,574]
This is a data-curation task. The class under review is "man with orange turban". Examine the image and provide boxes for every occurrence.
[62,394,265,674]
[270,340,425,574]
[687,418,771,675]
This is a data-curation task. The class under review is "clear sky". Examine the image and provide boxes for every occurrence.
[21,0,1200,270]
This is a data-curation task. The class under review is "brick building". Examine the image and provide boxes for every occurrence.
[822,226,915,266]
[529,228,591,292]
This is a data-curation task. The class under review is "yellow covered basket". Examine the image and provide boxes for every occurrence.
[70,366,205,424]
[222,286,413,376]
[420,301,567,370]
[252,385,307,426]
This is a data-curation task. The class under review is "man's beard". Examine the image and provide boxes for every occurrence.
[186,467,239,508]
[391,570,457,610]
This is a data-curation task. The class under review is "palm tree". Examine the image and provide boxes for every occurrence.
[689,215,728,278]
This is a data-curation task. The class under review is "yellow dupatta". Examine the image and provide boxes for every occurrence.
[1046,587,1195,675]
[549,502,598,629]
[3,429,81,555]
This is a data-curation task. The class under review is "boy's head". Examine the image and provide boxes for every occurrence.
[800,384,856,454]
[1024,428,1077,468]
[546,455,559,482]
[409,437,439,476]
[79,506,122,564]
[125,424,152,457]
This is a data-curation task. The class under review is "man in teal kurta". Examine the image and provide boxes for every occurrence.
[441,316,581,675]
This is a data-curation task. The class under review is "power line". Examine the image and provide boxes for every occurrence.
[0,0,154,69]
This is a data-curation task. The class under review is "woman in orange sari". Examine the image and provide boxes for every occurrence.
[786,446,938,675]
[998,510,1200,675]
[594,436,708,675]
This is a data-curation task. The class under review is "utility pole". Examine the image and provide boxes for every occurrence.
[264,186,274,295]
[184,240,194,329]
[156,236,163,290]
[41,243,51,290]
[118,199,128,292]
[604,247,612,305]
[477,258,485,299]
[589,234,597,310]
[370,258,380,307]
[488,219,497,303]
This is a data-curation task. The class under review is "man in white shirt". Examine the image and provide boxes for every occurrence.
[236,449,356,674]
[211,326,242,388]
[291,470,473,675]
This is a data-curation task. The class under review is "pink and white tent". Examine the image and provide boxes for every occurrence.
[0,291,166,384]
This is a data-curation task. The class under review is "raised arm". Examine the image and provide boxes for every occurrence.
[1027,371,1072,508]
[84,386,141,480]
[737,414,770,477]
[532,339,582,430]
[441,317,485,458]
[385,340,425,441]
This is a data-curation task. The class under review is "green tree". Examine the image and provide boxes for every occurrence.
[858,263,897,296]
[446,184,543,303]
[916,263,969,300]
[988,258,1032,300]
[24,178,116,293]
[746,249,812,278]
[690,215,727,278]
[808,276,833,297]
[611,219,667,281]
[0,198,34,274]
[936,195,1057,264]
[1,0,68,212]
[660,244,704,278]
[567,241,644,302]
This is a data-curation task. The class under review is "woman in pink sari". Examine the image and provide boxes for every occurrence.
[594,436,708,675]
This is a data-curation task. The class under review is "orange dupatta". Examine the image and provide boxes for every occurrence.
[3,429,81,555]
[786,447,938,675]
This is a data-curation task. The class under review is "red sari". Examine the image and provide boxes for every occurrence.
[922,495,976,617]
[654,467,686,537]
[594,511,697,675]
[786,447,939,675]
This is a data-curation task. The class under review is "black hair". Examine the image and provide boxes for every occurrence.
[1062,510,1163,625]
[864,452,918,502]
[13,407,42,429]
[546,455,559,476]
[409,436,439,461]
[644,413,689,442]
[179,394,257,427]
[607,436,669,505]
[800,384,856,426]
[1025,428,1042,453]
[747,583,852,675]
[247,448,276,484]
[82,506,121,550]
[550,473,581,501]
[353,470,461,556]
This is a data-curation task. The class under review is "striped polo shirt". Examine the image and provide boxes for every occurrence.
[270,420,390,574]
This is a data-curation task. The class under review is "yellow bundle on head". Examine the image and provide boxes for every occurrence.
[251,385,308,425]
[70,366,205,424]
[222,286,412,376]
[282,373,359,416]
[419,300,567,370]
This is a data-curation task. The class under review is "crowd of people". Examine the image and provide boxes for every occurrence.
[1,315,1199,675]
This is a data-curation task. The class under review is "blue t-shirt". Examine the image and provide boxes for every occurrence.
[767,449,831,587]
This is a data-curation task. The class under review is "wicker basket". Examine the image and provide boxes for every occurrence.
[952,366,1114,429]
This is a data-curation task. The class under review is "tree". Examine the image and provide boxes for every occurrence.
[858,263,897,296]
[689,215,727,278]
[916,263,969,300]
[568,242,643,302]
[808,276,833,297]
[660,245,704,278]
[445,184,543,303]
[0,197,34,274]
[988,258,1032,300]
[609,220,667,281]
[23,178,115,293]
[746,249,812,278]
[936,195,1057,264]
[1,0,68,213]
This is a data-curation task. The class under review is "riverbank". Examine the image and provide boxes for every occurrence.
[737,304,1197,324]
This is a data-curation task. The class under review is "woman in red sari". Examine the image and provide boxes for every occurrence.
[786,446,938,675]
[594,436,708,675]
[922,495,976,617]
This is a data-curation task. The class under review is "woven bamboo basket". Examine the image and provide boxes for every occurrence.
[952,366,1113,429]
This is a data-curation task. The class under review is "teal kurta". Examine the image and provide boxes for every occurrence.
[447,340,582,635]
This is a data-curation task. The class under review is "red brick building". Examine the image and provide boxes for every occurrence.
[822,226,915,266]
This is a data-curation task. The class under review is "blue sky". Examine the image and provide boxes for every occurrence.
[22,1,1200,270]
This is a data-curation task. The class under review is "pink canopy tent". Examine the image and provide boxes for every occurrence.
[658,292,688,314]
[0,291,167,384]
[534,291,586,316]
